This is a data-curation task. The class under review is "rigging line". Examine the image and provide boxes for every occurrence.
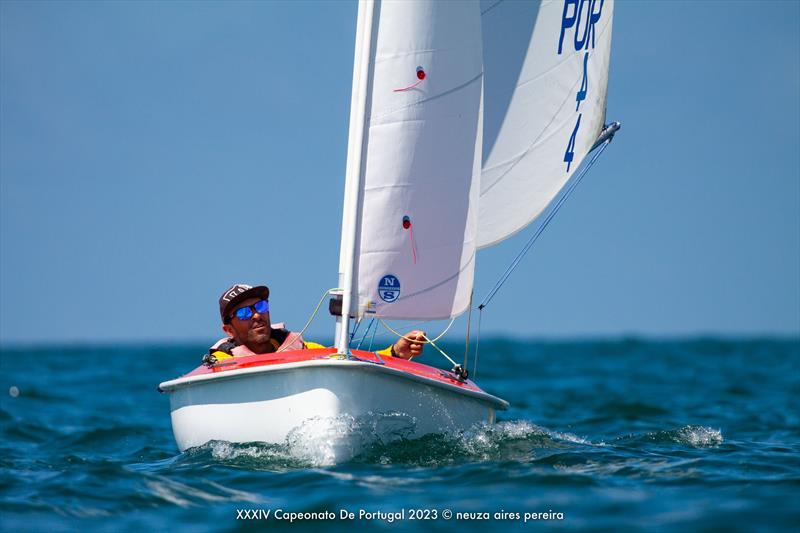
[478,139,612,311]
[354,316,369,349]
[349,315,363,343]
[379,318,462,369]
[464,291,474,372]
[356,317,377,350]
[378,316,456,345]
[426,337,460,368]
[473,306,483,378]
[276,287,340,353]
[368,317,378,351]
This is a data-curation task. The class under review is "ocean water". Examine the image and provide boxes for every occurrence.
[1,338,798,532]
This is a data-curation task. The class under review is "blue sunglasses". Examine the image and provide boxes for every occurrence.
[231,299,269,322]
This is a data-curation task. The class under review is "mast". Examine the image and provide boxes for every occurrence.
[336,0,376,354]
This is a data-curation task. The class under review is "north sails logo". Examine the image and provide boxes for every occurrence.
[224,284,252,302]
[378,275,400,303]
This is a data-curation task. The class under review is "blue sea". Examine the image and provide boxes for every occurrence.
[1,338,798,532]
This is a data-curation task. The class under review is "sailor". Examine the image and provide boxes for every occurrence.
[206,283,425,363]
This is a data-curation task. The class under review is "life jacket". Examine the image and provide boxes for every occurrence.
[203,323,395,366]
[207,322,305,359]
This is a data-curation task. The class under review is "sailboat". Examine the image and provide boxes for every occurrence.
[159,0,617,460]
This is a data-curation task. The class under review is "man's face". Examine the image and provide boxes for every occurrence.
[223,297,271,349]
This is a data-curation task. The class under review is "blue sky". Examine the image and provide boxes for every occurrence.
[1,1,798,345]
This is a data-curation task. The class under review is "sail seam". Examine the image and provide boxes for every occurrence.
[363,184,412,192]
[480,97,572,195]
[368,72,482,122]
[513,10,614,95]
[376,250,476,305]
[374,49,437,63]
[481,15,613,193]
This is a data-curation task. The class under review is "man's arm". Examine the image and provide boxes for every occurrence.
[303,332,426,359]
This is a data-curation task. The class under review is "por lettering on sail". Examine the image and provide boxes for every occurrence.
[558,0,605,54]
[560,0,605,172]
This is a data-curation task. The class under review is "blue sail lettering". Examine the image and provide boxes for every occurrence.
[559,0,604,54]
[573,0,591,51]
[576,52,588,111]
[587,0,604,50]
[558,0,578,55]
[564,114,582,172]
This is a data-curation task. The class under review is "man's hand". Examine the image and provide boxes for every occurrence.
[392,330,427,359]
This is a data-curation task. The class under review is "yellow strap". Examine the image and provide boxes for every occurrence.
[376,346,393,357]
[304,341,326,350]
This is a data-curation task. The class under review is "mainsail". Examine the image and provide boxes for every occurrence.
[340,0,484,322]
[338,0,614,337]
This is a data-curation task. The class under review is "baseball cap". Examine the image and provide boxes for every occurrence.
[219,283,270,323]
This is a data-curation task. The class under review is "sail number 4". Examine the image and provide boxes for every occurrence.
[559,0,605,172]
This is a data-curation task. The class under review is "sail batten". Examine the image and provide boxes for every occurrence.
[367,73,483,123]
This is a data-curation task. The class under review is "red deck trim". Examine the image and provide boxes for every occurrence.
[183,348,483,393]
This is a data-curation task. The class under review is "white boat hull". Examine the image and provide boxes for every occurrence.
[161,354,507,461]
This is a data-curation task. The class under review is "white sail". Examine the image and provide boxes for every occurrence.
[478,0,615,248]
[339,0,615,327]
[347,0,484,320]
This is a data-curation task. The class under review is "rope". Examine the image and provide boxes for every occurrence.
[473,306,483,378]
[378,317,456,345]
[425,337,460,368]
[470,133,616,376]
[378,317,461,368]
[355,317,377,349]
[478,140,612,311]
[349,315,362,343]
[276,287,340,353]
[368,318,378,351]
[463,291,473,371]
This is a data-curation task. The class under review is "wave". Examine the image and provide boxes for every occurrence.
[173,417,602,469]
[617,425,724,447]
[172,421,725,473]
[142,474,266,508]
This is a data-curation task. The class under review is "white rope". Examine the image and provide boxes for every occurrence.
[276,287,340,353]
[378,317,456,345]
[378,317,460,367]
[425,337,460,368]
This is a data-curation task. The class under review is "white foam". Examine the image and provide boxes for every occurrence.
[676,425,723,447]
[286,412,418,466]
